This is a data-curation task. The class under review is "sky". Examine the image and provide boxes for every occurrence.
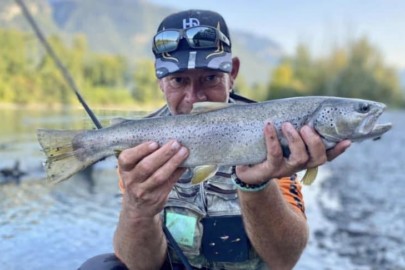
[149,0,405,70]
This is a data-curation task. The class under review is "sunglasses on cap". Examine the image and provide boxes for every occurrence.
[153,26,231,54]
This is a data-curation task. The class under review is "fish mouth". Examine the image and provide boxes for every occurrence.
[366,123,392,139]
[355,107,392,141]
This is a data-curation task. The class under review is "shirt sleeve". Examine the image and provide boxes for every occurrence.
[275,176,306,217]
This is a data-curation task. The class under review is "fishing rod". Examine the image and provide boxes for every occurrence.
[15,0,102,130]
[17,1,193,269]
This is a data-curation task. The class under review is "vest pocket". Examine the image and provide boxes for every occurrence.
[164,199,205,256]
[205,178,240,217]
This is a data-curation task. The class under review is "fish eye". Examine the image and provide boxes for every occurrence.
[358,103,370,113]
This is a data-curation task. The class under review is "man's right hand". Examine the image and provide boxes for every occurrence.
[117,140,189,220]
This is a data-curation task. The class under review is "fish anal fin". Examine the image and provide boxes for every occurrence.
[301,166,318,185]
[191,165,218,185]
[191,102,231,114]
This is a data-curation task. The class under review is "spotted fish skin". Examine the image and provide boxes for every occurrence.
[37,96,392,184]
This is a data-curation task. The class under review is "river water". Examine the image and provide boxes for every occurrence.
[0,108,403,270]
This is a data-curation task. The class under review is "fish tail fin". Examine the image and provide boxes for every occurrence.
[301,166,318,185]
[37,129,88,184]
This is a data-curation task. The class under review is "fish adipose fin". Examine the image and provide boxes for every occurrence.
[301,166,318,185]
[191,102,231,114]
[37,129,88,184]
[191,165,219,185]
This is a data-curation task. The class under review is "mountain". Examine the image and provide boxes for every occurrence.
[49,0,175,59]
[233,31,283,84]
[1,0,283,84]
[0,0,59,34]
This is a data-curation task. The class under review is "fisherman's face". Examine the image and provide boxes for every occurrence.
[159,58,239,115]
[159,69,232,115]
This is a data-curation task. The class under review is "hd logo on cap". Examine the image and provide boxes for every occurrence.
[183,18,200,28]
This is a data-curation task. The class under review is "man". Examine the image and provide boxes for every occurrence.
[79,9,350,270]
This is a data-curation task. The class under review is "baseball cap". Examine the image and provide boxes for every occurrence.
[152,9,233,79]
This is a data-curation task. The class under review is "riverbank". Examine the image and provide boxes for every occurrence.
[0,101,164,112]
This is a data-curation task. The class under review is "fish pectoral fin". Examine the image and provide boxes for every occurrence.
[191,102,231,114]
[191,165,218,185]
[301,166,318,185]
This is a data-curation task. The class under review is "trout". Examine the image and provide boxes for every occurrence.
[37,96,392,185]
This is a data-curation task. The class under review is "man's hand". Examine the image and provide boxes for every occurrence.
[117,140,189,220]
[236,122,351,184]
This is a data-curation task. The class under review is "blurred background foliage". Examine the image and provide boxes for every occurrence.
[236,38,404,107]
[0,28,404,108]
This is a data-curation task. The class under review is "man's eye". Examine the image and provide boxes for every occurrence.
[203,74,221,85]
[169,77,186,87]
[172,77,184,83]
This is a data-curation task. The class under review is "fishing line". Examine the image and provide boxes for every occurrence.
[15,0,102,130]
[17,1,193,268]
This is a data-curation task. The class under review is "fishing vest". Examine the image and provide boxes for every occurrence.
[150,97,266,269]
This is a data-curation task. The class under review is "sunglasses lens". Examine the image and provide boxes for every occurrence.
[186,27,217,48]
[154,30,180,53]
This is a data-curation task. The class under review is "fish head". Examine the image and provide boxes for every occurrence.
[312,98,392,143]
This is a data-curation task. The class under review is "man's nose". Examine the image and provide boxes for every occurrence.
[185,83,207,103]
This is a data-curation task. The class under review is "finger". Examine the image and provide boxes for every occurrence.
[120,145,188,211]
[327,140,351,161]
[300,125,327,166]
[264,122,283,163]
[236,122,282,182]
[147,167,187,198]
[140,146,189,191]
[167,167,188,186]
[118,141,159,172]
[133,140,183,181]
[281,122,308,167]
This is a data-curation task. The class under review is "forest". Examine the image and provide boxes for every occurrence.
[1,28,404,108]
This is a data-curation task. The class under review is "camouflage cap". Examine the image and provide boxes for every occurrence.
[152,10,233,79]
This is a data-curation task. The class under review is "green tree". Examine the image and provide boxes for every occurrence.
[329,38,403,106]
[131,59,163,104]
[0,29,34,103]
[267,59,307,99]
[266,36,404,107]
[84,54,128,88]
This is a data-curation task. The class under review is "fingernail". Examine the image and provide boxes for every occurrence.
[282,122,292,133]
[282,122,293,129]
[149,141,158,149]
[301,125,310,135]
[171,140,180,150]
[285,125,297,141]
[266,121,274,131]
[178,147,188,157]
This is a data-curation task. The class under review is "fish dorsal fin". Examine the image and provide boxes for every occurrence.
[191,165,219,185]
[191,102,231,114]
[301,166,318,185]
